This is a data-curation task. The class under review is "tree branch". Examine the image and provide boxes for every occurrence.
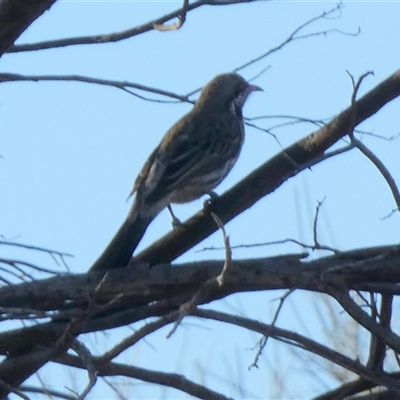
[194,308,400,393]
[6,0,258,54]
[0,73,192,103]
[1,246,400,357]
[55,353,232,400]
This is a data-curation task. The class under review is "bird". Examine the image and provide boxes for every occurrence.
[90,73,262,271]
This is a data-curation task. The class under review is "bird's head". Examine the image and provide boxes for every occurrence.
[195,73,263,116]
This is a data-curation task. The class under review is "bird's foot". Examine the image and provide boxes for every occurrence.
[167,204,183,230]
[203,191,219,209]
[171,215,183,229]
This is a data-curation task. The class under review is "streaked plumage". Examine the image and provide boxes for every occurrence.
[90,73,262,271]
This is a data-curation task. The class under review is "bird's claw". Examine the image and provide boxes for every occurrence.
[167,204,184,230]
[207,191,219,199]
[203,191,219,209]
[171,215,183,229]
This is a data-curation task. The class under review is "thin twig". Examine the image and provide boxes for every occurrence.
[181,4,359,100]
[98,312,178,363]
[0,258,67,276]
[327,288,400,356]
[18,385,75,400]
[351,136,400,214]
[197,199,342,254]
[167,213,234,337]
[70,340,97,400]
[0,73,192,104]
[234,4,359,73]
[346,71,400,217]
[249,289,295,369]
[194,308,400,393]
[311,199,340,254]
[211,213,232,286]
[56,353,232,400]
[0,240,72,258]
[0,379,30,400]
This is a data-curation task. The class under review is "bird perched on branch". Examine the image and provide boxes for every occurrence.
[90,73,262,271]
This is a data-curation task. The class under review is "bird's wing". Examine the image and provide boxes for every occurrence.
[127,147,159,199]
[142,126,208,202]
[144,112,240,204]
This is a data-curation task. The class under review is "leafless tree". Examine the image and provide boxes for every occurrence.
[1,1,400,399]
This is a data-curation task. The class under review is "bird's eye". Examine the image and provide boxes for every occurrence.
[233,90,242,101]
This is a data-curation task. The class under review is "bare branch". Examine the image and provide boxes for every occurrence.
[1,1,400,398]
[0,263,29,283]
[0,73,193,103]
[167,213,233,337]
[56,353,232,400]
[3,246,400,321]
[183,4,359,101]
[351,137,400,216]
[2,246,400,363]
[249,289,295,369]
[234,4,359,73]
[18,385,75,400]
[327,288,400,356]
[7,0,259,53]
[0,258,68,279]
[0,306,53,321]
[0,379,30,400]
[345,71,400,218]
[211,213,232,286]
[100,378,128,400]
[1,246,400,395]
[194,308,400,393]
[367,294,393,370]
[313,373,400,400]
[98,313,178,363]
[0,240,72,259]
[311,198,340,254]
[70,340,97,400]
[197,180,361,254]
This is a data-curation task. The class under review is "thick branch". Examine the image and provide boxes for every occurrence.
[0,73,191,103]
[4,246,400,313]
[1,246,400,357]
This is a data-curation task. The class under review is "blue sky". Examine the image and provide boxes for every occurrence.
[1,1,400,398]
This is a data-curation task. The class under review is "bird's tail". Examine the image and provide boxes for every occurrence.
[89,198,157,271]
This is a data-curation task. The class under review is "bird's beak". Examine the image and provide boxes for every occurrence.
[248,84,263,93]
